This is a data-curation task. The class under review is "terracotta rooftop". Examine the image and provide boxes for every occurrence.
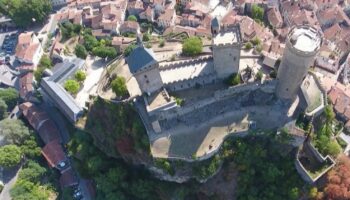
[42,139,67,168]
[18,72,33,99]
[60,168,78,188]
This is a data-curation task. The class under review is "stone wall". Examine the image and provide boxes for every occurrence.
[134,65,164,94]
[154,80,277,121]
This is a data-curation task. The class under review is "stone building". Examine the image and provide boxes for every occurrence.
[276,25,322,100]
[211,20,242,79]
[127,37,163,94]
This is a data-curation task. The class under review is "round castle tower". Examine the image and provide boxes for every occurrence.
[276,25,322,100]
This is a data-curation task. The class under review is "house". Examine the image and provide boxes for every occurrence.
[59,168,79,188]
[157,9,176,28]
[51,0,68,7]
[15,32,43,68]
[42,139,69,173]
[139,6,154,22]
[328,86,350,123]
[18,73,34,100]
[317,5,350,29]
[127,0,145,16]
[19,102,61,144]
[267,7,283,28]
[119,21,140,35]
[238,16,273,42]
[111,36,135,52]
[40,58,85,122]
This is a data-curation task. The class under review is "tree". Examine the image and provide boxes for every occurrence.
[38,55,52,69]
[111,77,128,97]
[127,15,137,22]
[64,80,80,95]
[0,99,7,119]
[326,140,341,156]
[256,70,263,80]
[83,34,98,51]
[0,88,18,109]
[159,39,165,47]
[245,42,253,50]
[19,160,46,183]
[182,37,203,56]
[323,156,350,200]
[225,73,241,86]
[255,44,263,53]
[92,46,117,59]
[142,33,151,42]
[20,136,41,159]
[124,44,136,56]
[0,119,30,145]
[251,4,264,22]
[0,0,52,28]
[0,145,22,168]
[251,37,261,46]
[75,44,88,59]
[10,180,50,200]
[75,70,87,82]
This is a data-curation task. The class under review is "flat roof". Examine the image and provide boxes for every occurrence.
[213,31,238,45]
[289,26,321,53]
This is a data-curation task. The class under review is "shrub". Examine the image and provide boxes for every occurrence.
[127,15,137,22]
[124,44,137,56]
[111,76,128,97]
[225,73,241,86]
[251,37,261,46]
[64,80,80,95]
[182,37,202,56]
[255,44,263,53]
[142,33,151,42]
[159,39,165,47]
[256,71,263,80]
[252,4,264,22]
[75,70,86,82]
[245,42,253,50]
[175,97,184,106]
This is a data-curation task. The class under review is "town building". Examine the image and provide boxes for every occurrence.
[40,58,85,122]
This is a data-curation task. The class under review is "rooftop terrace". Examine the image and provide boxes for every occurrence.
[288,26,322,53]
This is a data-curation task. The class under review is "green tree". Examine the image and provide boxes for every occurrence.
[19,160,46,183]
[83,34,98,51]
[251,37,261,46]
[64,80,80,95]
[142,33,151,41]
[251,4,264,22]
[127,15,137,22]
[0,119,30,145]
[245,42,253,50]
[256,70,263,80]
[111,77,128,97]
[308,187,318,199]
[92,46,117,59]
[0,0,52,28]
[34,55,52,82]
[75,70,87,82]
[326,140,341,156]
[124,44,136,56]
[159,39,165,47]
[255,44,263,53]
[0,99,7,119]
[131,179,155,199]
[182,37,203,56]
[0,145,22,168]
[75,44,88,59]
[0,88,18,109]
[20,136,41,159]
[10,180,50,200]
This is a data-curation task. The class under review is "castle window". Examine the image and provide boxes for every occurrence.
[233,57,236,61]
[144,75,148,78]
[146,80,149,83]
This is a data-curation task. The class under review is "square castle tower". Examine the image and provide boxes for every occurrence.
[211,17,242,79]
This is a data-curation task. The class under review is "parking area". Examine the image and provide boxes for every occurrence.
[1,32,18,55]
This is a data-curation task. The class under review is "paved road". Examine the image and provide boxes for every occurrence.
[0,164,22,200]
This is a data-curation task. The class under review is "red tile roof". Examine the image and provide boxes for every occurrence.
[18,72,33,99]
[19,102,61,144]
[41,139,66,168]
[60,168,78,188]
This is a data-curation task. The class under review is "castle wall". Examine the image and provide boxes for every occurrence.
[212,44,241,79]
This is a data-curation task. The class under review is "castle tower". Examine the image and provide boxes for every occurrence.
[212,25,242,79]
[276,25,322,100]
